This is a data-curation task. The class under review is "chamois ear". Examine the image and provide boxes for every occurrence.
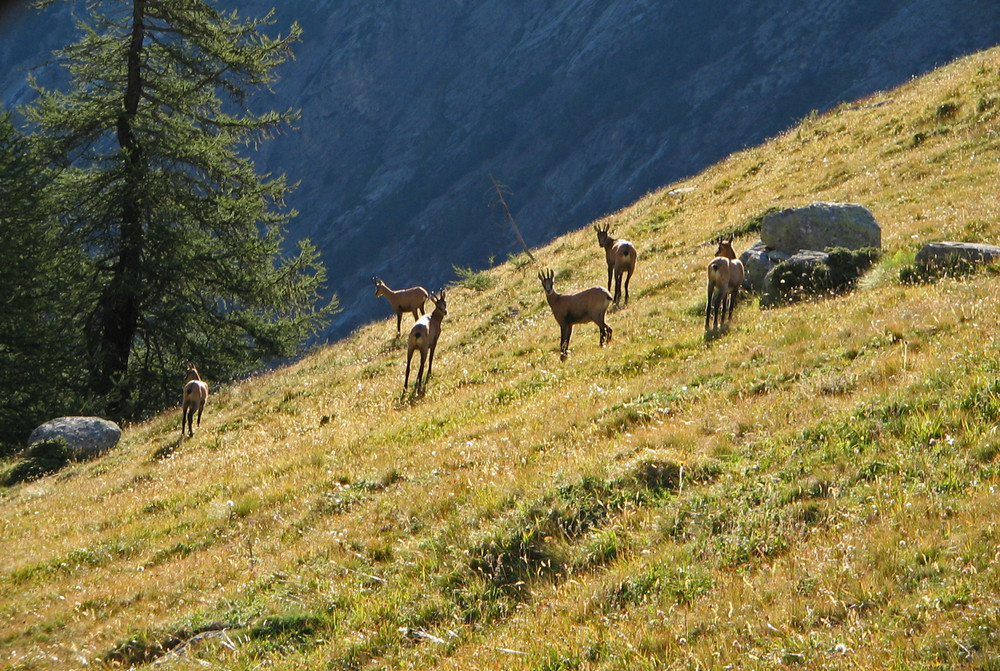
[371,276,379,285]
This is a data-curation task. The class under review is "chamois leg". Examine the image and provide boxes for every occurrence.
[705,283,715,331]
[599,321,613,346]
[560,323,573,361]
[613,271,623,306]
[396,312,404,336]
[714,290,726,329]
[607,266,614,293]
[727,288,738,323]
[427,343,438,380]
[415,350,428,391]
[196,403,204,428]
[404,348,415,389]
[623,269,632,305]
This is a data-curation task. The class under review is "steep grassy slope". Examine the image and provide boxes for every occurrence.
[3,48,1000,670]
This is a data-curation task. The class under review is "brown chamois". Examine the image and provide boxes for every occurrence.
[404,291,447,392]
[181,363,209,436]
[538,269,613,361]
[372,276,429,336]
[594,222,637,305]
[705,239,745,331]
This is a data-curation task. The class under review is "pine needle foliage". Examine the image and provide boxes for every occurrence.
[21,0,337,418]
[0,113,93,453]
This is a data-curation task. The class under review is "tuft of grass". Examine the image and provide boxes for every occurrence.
[1,438,74,485]
[452,264,495,291]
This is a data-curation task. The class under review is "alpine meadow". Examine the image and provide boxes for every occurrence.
[5,42,1000,671]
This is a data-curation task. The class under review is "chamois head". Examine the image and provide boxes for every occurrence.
[714,239,737,260]
[435,290,447,315]
[594,223,613,248]
[538,268,556,294]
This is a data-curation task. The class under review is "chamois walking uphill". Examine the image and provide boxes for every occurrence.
[538,269,613,362]
[594,222,637,305]
[404,291,448,393]
[705,239,745,331]
[181,363,209,437]
[372,276,429,336]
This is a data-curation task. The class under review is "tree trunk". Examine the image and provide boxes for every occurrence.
[93,0,147,411]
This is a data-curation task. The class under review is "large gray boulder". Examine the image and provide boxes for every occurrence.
[741,241,783,294]
[761,202,881,256]
[28,416,121,460]
[915,241,1000,268]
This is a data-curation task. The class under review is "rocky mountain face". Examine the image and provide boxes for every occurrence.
[3,0,1000,338]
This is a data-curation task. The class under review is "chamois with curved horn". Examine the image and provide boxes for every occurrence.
[404,291,448,392]
[594,222,637,305]
[181,363,209,436]
[705,239,744,331]
[538,269,613,361]
[372,276,429,336]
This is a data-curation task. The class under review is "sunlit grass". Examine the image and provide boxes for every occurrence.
[3,47,1000,670]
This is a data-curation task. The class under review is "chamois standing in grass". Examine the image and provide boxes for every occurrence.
[372,276,429,336]
[404,291,447,392]
[705,239,744,331]
[538,269,613,361]
[594,223,637,305]
[181,363,209,437]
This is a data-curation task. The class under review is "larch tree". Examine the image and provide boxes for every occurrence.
[23,0,336,417]
[0,112,94,453]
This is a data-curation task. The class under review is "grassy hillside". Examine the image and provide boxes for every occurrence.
[4,47,1000,670]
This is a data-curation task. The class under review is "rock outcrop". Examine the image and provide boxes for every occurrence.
[741,203,881,302]
[28,416,121,460]
[915,241,1000,268]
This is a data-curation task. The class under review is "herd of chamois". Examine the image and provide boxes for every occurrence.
[182,228,743,433]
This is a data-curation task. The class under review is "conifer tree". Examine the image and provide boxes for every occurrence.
[0,112,93,453]
[23,0,336,416]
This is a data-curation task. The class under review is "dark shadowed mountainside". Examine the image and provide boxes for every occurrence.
[2,0,1000,338]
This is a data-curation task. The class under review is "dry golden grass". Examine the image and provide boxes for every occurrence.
[4,48,1000,670]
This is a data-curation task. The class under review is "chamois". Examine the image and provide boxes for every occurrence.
[594,223,637,305]
[538,269,613,361]
[705,239,744,331]
[372,276,429,336]
[181,363,209,437]
[404,291,447,392]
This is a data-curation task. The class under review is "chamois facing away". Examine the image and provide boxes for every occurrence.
[538,269,613,361]
[404,291,447,393]
[181,363,209,437]
[594,223,637,305]
[705,239,745,331]
[372,276,429,336]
